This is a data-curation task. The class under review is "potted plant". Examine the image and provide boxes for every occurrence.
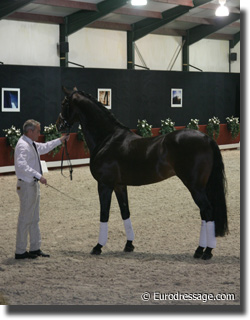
[206,116,220,140]
[226,116,240,140]
[159,118,176,135]
[3,125,21,157]
[187,119,199,130]
[137,119,152,137]
[43,124,62,157]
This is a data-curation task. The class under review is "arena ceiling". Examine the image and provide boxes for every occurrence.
[0,0,240,44]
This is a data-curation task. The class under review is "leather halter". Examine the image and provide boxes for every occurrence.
[58,90,80,132]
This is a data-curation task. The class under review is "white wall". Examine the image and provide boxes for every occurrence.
[230,41,240,73]
[135,34,182,71]
[0,19,240,73]
[189,39,229,72]
[134,35,241,73]
[68,27,127,69]
[0,20,59,66]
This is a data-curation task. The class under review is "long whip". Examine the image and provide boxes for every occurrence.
[46,183,78,201]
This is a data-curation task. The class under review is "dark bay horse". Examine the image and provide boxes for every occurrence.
[56,87,228,260]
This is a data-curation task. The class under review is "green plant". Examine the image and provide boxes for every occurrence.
[159,118,176,135]
[137,119,152,137]
[43,124,62,157]
[206,116,220,140]
[226,116,240,140]
[187,118,199,130]
[77,124,89,154]
[3,125,21,157]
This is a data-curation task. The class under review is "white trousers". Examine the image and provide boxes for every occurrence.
[16,180,41,254]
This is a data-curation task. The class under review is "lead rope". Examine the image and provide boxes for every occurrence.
[61,134,73,180]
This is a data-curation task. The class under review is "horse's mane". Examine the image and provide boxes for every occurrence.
[78,91,129,131]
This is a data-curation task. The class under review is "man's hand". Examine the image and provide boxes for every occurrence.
[60,134,70,144]
[40,176,47,185]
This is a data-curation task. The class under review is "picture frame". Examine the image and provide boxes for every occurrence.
[98,88,112,109]
[171,88,182,108]
[1,88,20,112]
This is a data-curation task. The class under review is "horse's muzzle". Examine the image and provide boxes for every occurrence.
[56,113,71,132]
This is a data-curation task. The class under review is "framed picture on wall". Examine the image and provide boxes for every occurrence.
[98,88,112,109]
[1,88,20,112]
[171,88,182,108]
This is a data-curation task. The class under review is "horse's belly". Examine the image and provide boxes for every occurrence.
[91,157,175,186]
[119,161,175,186]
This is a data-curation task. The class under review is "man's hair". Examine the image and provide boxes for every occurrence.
[23,119,40,134]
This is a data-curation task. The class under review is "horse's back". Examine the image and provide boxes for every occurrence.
[90,128,214,187]
[164,128,211,148]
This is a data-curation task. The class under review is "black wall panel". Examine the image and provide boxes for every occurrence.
[0,65,240,137]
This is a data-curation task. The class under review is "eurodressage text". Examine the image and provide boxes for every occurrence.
[141,291,236,303]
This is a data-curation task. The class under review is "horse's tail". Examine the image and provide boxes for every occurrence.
[206,139,228,237]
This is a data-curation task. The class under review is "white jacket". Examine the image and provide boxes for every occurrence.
[14,135,61,182]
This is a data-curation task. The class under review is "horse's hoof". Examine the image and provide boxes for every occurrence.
[193,246,204,259]
[91,244,102,255]
[124,240,134,252]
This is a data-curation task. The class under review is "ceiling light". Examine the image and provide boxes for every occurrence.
[215,0,229,17]
[131,0,147,6]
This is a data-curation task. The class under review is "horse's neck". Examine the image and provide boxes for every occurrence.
[79,125,96,153]
[78,108,116,154]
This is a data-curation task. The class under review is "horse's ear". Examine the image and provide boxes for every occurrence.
[62,86,71,96]
[73,86,78,91]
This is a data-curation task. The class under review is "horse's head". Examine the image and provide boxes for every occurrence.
[56,86,80,132]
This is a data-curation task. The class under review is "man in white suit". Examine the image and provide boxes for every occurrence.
[14,119,69,259]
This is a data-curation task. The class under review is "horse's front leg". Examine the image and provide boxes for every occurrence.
[114,185,135,253]
[91,182,113,255]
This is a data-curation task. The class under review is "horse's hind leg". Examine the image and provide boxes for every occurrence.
[91,182,113,255]
[190,188,216,260]
[114,185,135,252]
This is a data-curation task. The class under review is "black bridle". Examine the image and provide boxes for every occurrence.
[59,92,80,181]
[58,113,71,132]
[58,96,72,132]
[58,90,83,131]
[59,90,87,180]
[61,136,73,181]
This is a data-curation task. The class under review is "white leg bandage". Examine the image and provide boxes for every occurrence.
[199,220,207,248]
[199,220,217,249]
[98,222,108,246]
[123,218,134,241]
[207,221,217,249]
